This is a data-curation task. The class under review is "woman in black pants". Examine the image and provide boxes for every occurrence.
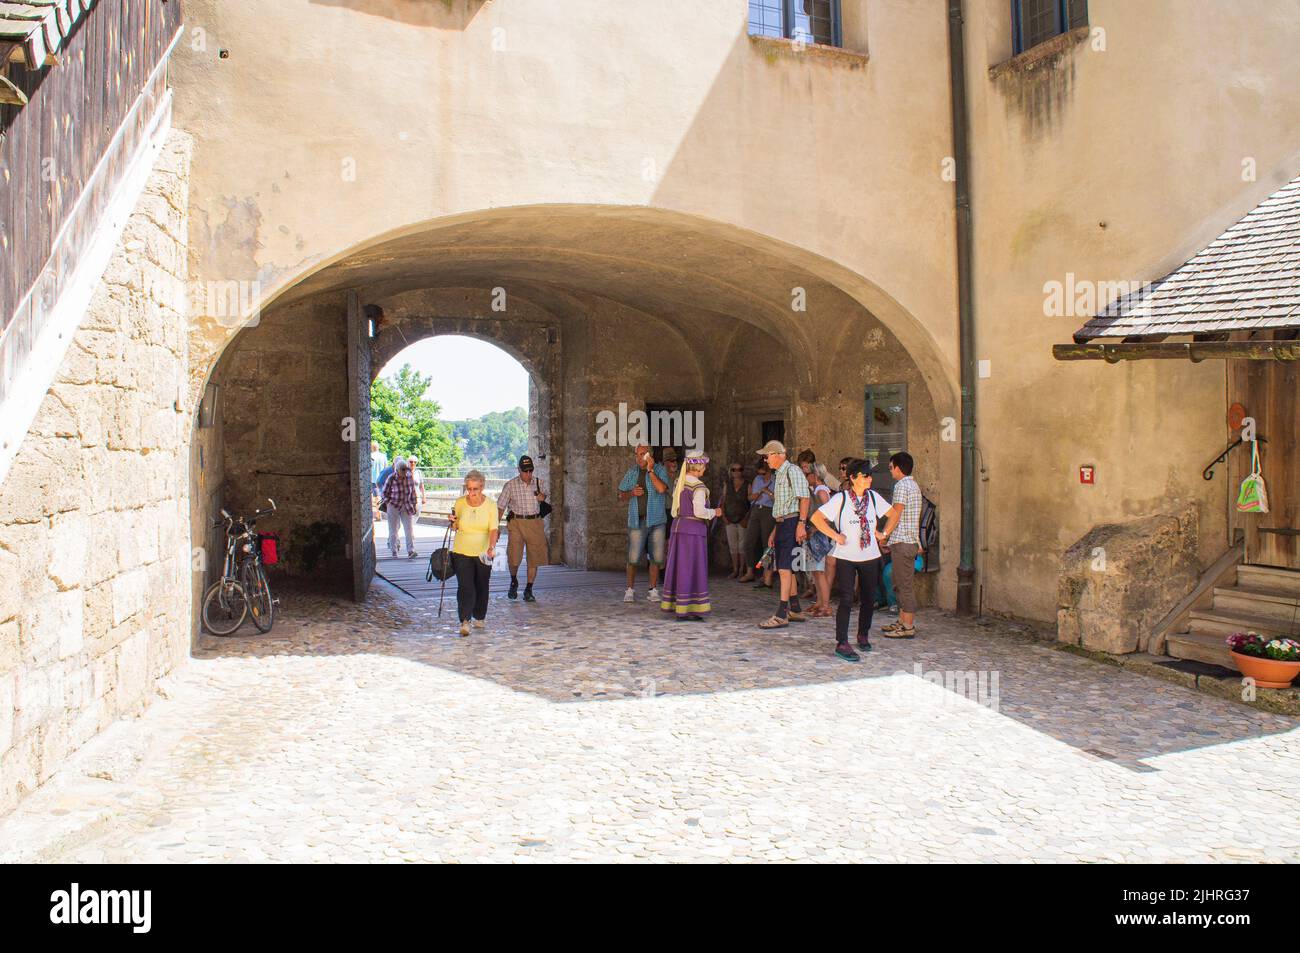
[810,459,892,663]
[449,469,500,637]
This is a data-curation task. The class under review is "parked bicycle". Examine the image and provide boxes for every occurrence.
[202,499,279,636]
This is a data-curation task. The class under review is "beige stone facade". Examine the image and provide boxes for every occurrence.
[0,133,194,813]
[173,0,1300,624]
[3,0,1300,813]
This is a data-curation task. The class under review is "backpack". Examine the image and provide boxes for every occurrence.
[806,492,845,562]
[918,495,939,571]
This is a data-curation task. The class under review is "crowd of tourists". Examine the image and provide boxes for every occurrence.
[370,438,928,662]
[619,439,927,662]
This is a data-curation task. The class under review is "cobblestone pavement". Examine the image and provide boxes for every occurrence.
[2,573,1298,863]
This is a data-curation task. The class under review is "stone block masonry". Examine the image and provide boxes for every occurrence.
[0,132,194,814]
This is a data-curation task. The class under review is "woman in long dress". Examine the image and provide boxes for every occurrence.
[660,454,722,620]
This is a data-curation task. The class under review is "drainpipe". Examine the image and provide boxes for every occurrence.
[947,0,977,615]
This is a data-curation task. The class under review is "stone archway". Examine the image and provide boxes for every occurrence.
[369,318,559,562]
[190,204,959,612]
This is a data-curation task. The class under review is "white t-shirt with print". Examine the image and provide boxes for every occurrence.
[817,489,891,562]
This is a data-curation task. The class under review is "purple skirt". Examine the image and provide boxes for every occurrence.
[660,523,710,616]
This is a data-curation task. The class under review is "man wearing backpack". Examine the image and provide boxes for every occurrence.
[879,451,922,639]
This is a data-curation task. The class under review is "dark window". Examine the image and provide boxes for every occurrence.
[1012,0,1087,54]
[748,0,842,48]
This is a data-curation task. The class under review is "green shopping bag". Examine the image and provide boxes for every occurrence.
[1236,440,1269,514]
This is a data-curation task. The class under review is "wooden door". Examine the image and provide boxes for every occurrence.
[346,292,376,599]
[1229,360,1300,569]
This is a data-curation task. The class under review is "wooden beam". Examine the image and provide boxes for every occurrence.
[1148,534,1244,657]
[1054,341,1300,362]
[0,70,24,104]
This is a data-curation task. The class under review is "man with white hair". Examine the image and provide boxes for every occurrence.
[755,440,810,629]
[380,456,420,558]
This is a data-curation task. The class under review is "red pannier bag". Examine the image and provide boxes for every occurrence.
[259,533,280,566]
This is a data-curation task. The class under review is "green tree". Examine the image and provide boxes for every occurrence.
[451,407,529,468]
[370,364,462,471]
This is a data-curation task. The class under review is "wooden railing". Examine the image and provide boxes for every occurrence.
[0,0,184,389]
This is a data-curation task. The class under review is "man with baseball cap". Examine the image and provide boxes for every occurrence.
[497,454,548,601]
[755,440,811,629]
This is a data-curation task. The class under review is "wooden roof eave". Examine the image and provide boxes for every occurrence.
[0,0,97,69]
[1052,340,1300,363]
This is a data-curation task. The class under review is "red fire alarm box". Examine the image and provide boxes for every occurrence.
[1079,465,1096,485]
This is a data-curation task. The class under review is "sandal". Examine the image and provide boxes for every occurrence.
[758,615,789,629]
[881,627,916,639]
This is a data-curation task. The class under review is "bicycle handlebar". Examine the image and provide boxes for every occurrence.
[211,499,276,530]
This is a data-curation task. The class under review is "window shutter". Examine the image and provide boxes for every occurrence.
[1067,0,1089,31]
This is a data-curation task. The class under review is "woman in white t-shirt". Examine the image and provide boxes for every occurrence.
[809,458,891,662]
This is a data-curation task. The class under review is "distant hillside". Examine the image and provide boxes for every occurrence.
[448,407,529,468]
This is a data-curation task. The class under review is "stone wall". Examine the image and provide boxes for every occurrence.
[1057,506,1201,654]
[211,293,353,587]
[0,132,194,813]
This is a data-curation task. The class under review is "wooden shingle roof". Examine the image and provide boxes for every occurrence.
[0,0,96,68]
[1075,173,1300,342]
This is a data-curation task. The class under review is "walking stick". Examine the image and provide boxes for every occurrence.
[436,520,454,618]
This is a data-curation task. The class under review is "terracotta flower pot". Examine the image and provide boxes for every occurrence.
[1230,650,1300,689]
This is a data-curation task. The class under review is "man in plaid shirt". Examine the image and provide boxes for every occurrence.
[880,451,923,639]
[756,440,810,629]
[380,457,420,558]
[497,455,548,601]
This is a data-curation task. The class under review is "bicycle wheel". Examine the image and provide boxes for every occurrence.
[242,561,275,634]
[202,579,248,635]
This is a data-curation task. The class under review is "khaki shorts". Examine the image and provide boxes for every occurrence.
[506,517,548,568]
[890,542,920,613]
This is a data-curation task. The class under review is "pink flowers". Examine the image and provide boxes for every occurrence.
[1227,631,1300,662]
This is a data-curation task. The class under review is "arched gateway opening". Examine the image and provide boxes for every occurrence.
[192,206,955,621]
[369,336,548,584]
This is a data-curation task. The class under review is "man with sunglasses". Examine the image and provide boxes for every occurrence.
[498,454,548,601]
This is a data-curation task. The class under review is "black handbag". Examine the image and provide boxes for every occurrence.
[537,479,553,519]
[425,547,454,582]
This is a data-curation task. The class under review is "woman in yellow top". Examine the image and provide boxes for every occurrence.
[449,469,500,637]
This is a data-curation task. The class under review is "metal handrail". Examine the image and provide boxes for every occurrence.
[1203,435,1267,481]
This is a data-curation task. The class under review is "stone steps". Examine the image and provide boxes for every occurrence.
[1238,565,1300,595]
[1166,566,1300,667]
[1166,630,1242,668]
[1213,585,1300,622]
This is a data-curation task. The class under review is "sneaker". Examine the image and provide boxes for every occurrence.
[523,588,536,603]
[407,551,419,559]
[473,619,485,630]
[835,643,861,662]
[623,588,636,604]
[856,639,873,652]
[458,621,470,637]
[507,579,519,600]
[647,588,660,602]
